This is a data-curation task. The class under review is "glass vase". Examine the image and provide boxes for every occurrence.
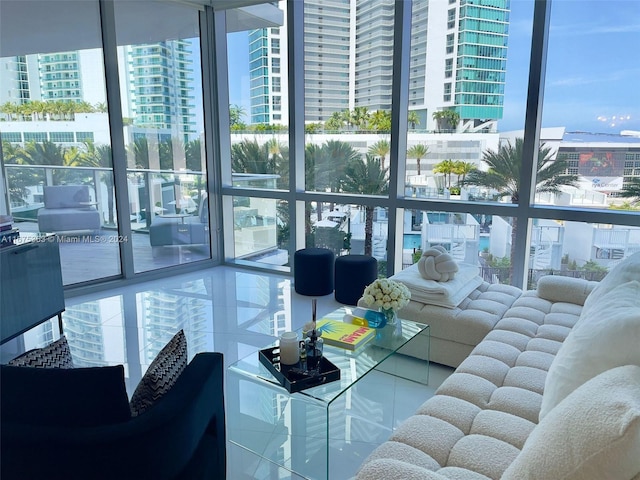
[380,307,397,326]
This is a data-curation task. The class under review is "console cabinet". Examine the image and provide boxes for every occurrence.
[1,238,65,343]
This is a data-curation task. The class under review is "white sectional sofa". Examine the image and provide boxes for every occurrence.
[392,281,522,368]
[356,252,640,480]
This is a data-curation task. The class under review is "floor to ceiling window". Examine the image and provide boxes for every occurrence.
[224,1,289,267]
[1,0,639,294]
[0,0,214,288]
[113,1,211,273]
[302,0,395,265]
[0,0,121,285]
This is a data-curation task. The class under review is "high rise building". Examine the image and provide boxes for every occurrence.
[0,55,34,104]
[1,41,196,139]
[249,25,289,125]
[38,52,83,102]
[120,41,196,139]
[249,0,510,132]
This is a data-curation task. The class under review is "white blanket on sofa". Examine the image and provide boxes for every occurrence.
[391,263,482,308]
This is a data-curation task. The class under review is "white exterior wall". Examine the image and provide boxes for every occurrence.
[490,215,510,258]
[78,48,107,105]
[2,113,111,145]
[118,46,133,118]
[0,58,20,104]
[424,0,450,131]
[563,221,595,266]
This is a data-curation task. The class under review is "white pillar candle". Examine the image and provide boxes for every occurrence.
[279,331,299,365]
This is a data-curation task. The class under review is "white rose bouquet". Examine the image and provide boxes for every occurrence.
[362,278,411,314]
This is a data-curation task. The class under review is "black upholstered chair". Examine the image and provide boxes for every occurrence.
[334,254,378,305]
[294,248,335,296]
[1,352,226,480]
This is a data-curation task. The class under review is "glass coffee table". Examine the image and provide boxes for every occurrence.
[227,307,430,479]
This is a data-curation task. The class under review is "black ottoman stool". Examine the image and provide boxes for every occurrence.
[334,255,378,305]
[294,248,335,296]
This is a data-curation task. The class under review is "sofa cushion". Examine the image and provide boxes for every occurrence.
[43,185,90,208]
[539,280,640,419]
[582,251,640,315]
[502,365,640,480]
[8,335,74,368]
[130,329,188,417]
[0,364,130,428]
[536,275,595,306]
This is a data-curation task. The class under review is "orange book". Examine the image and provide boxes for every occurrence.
[315,319,376,350]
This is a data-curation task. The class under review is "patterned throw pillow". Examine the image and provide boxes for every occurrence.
[8,335,74,369]
[129,329,188,417]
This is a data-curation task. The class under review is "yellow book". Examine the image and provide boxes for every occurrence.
[316,319,376,351]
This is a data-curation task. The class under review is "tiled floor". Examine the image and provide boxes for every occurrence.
[1,265,453,479]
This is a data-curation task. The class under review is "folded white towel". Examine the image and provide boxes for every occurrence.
[417,245,459,282]
[391,263,482,308]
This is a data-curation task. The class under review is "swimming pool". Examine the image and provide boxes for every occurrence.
[403,233,422,250]
[404,233,491,252]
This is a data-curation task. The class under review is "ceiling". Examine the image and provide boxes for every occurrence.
[0,0,283,58]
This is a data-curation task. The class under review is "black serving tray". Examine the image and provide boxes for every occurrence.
[258,346,340,393]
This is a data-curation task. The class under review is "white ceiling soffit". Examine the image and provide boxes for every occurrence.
[0,0,282,58]
[225,3,283,33]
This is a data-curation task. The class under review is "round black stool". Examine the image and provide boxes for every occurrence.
[294,248,335,296]
[334,255,378,305]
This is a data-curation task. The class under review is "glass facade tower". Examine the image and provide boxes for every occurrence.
[455,0,509,123]
[249,0,510,131]
[39,51,82,101]
[126,40,196,139]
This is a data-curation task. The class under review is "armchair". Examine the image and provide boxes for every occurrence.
[37,185,101,234]
[149,194,209,256]
[1,352,226,480]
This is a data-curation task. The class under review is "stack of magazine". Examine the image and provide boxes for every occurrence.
[316,319,376,350]
[0,215,19,247]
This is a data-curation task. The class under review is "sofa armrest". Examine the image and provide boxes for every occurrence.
[1,352,225,480]
[536,275,598,306]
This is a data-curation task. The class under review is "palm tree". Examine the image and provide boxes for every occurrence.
[265,138,290,188]
[158,138,174,171]
[408,110,420,130]
[340,109,354,130]
[18,140,65,167]
[320,140,361,194]
[185,139,205,212]
[453,160,476,185]
[368,139,391,169]
[2,141,39,205]
[0,101,20,121]
[229,104,246,129]
[407,144,429,175]
[231,139,273,175]
[352,106,370,131]
[305,140,360,224]
[325,111,345,131]
[94,102,108,113]
[78,141,115,224]
[76,101,95,114]
[619,178,640,205]
[128,137,150,169]
[433,159,456,188]
[369,110,391,132]
[462,137,578,281]
[342,154,389,256]
[432,109,460,132]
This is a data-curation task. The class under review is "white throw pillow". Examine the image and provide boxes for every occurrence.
[539,280,640,420]
[502,365,640,480]
[582,251,640,315]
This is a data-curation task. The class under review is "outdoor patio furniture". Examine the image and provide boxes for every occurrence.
[149,194,209,256]
[37,185,101,234]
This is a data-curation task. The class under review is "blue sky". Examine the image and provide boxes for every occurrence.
[226,0,640,134]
